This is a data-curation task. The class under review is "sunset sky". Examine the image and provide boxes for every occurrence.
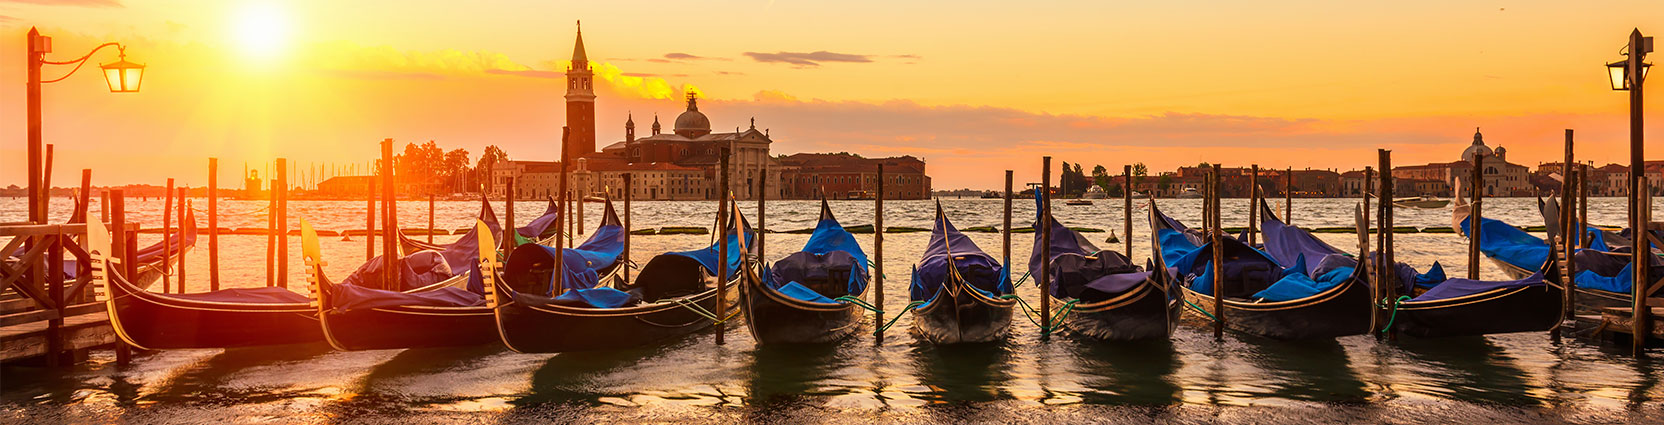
[3,0,1662,190]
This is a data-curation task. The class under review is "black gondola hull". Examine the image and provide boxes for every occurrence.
[1181,278,1373,340]
[321,306,498,351]
[1392,285,1563,338]
[106,274,322,350]
[494,282,740,353]
[910,285,1015,344]
[740,278,863,345]
[1059,280,1179,341]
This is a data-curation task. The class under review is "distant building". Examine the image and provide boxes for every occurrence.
[1389,128,1530,197]
[777,153,931,200]
[317,175,373,197]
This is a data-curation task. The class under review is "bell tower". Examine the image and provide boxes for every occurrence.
[564,21,596,159]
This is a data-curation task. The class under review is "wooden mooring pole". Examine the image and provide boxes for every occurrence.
[378,142,395,291]
[177,186,187,292]
[1040,157,1053,336]
[428,194,435,244]
[874,164,886,344]
[1469,153,1485,280]
[716,147,730,345]
[1249,165,1259,247]
[757,168,766,267]
[1379,150,1397,340]
[1210,165,1225,339]
[1632,176,1652,355]
[366,172,376,261]
[111,190,131,365]
[1559,130,1576,337]
[623,173,632,283]
[1285,167,1294,225]
[1123,165,1133,257]
[163,178,173,293]
[277,158,289,289]
[209,158,220,291]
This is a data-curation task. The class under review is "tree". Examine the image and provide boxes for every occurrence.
[444,148,471,192]
[1157,174,1173,192]
[1131,162,1148,187]
[1092,164,1110,193]
[475,145,508,193]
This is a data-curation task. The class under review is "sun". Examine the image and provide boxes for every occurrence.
[231,2,291,61]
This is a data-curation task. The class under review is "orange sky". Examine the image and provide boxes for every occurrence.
[3,0,1662,190]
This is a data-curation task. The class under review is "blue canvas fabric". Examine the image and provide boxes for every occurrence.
[765,203,871,298]
[1575,263,1633,294]
[1258,201,1345,277]
[340,250,455,291]
[668,209,756,277]
[1412,271,1545,302]
[909,207,1008,304]
[518,199,562,240]
[433,196,503,275]
[165,286,309,304]
[1460,216,1549,271]
[331,284,484,311]
[775,281,837,304]
[1151,202,1280,297]
[503,222,626,296]
[552,287,638,308]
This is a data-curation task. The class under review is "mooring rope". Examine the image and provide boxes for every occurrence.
[833,295,883,313]
[873,301,926,334]
[1012,271,1032,288]
[1001,294,1079,336]
[1182,297,1218,322]
[1377,295,1410,333]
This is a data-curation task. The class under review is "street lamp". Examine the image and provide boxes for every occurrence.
[1608,28,1653,355]
[24,27,144,224]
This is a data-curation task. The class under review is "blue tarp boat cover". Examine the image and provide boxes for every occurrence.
[505,200,627,296]
[910,205,1009,306]
[1150,202,1281,298]
[330,283,484,311]
[667,208,756,277]
[340,250,454,291]
[434,196,503,275]
[1413,270,1545,302]
[164,286,310,304]
[518,199,563,240]
[1572,249,1664,295]
[766,201,869,303]
[1029,192,1149,301]
[1460,216,1551,272]
[551,287,638,308]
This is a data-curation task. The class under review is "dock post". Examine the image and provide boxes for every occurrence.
[1468,154,1484,280]
[1361,166,1373,332]
[505,178,516,250]
[555,128,570,300]
[1123,165,1133,257]
[428,194,435,244]
[1210,165,1226,339]
[874,164,886,344]
[757,168,766,267]
[111,190,131,365]
[1632,176,1652,355]
[1379,149,1397,340]
[366,172,376,261]
[177,186,187,291]
[1579,164,1590,250]
[1559,130,1576,336]
[46,214,64,366]
[1040,157,1053,336]
[1003,169,1013,298]
[163,178,173,293]
[379,142,395,291]
[277,158,288,289]
[1249,165,1259,247]
[716,147,730,345]
[209,158,220,291]
[1285,167,1294,225]
[623,173,632,283]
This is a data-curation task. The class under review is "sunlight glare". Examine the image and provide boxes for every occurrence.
[232,2,291,62]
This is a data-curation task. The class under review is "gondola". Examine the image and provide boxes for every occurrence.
[1034,197,1178,341]
[396,195,511,273]
[1455,197,1656,312]
[740,199,869,344]
[487,199,750,353]
[304,199,614,351]
[1256,200,1561,338]
[88,214,322,350]
[1151,198,1372,340]
[908,203,1015,344]
[9,197,196,290]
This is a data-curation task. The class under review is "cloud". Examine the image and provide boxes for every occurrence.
[743,51,873,67]
[485,69,561,79]
[1,0,121,6]
[664,52,702,60]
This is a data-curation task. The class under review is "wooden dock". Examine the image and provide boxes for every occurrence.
[0,294,117,363]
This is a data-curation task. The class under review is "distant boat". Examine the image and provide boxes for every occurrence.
[1393,196,1449,209]
[980,191,1002,199]
[1065,199,1093,206]
[1176,188,1203,199]
[1082,185,1108,199]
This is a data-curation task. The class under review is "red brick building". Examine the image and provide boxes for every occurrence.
[777,153,931,200]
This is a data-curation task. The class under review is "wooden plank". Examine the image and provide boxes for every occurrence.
[0,312,114,363]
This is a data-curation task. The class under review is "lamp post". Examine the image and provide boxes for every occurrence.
[1607,28,1652,355]
[25,27,144,224]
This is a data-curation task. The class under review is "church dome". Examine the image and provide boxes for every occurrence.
[1461,128,1493,163]
[674,93,711,138]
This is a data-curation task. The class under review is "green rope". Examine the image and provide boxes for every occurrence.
[1049,299,1079,333]
[1377,295,1410,333]
[874,301,926,334]
[834,295,883,313]
[1013,271,1032,288]
[1182,298,1218,322]
[1002,294,1047,329]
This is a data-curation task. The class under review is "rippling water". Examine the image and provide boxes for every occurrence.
[2,196,1661,423]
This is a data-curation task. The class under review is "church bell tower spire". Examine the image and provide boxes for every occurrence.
[564,20,597,159]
